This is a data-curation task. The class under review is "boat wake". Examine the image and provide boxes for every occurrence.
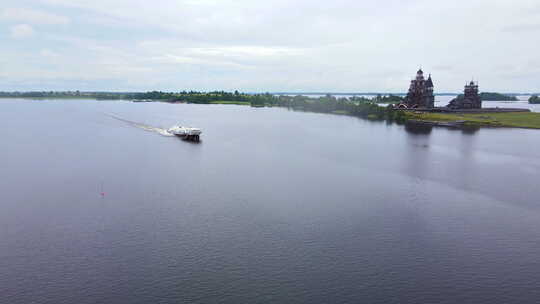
[106,113,174,137]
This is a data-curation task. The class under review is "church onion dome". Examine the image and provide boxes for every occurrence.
[417,69,423,75]
[470,80,475,86]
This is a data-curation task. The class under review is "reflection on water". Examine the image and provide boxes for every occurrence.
[461,125,481,134]
[405,122,480,135]
[405,122,433,134]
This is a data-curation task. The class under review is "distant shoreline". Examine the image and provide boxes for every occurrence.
[1,92,539,97]
[2,94,540,129]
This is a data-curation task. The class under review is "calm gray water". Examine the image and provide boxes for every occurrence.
[1,99,540,304]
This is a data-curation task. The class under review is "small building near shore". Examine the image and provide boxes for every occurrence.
[447,80,482,109]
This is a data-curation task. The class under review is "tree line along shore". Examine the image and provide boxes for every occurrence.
[1,90,540,129]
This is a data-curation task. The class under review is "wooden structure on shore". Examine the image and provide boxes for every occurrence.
[447,80,482,109]
[400,107,530,114]
[398,69,435,109]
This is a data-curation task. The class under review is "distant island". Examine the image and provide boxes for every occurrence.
[530,95,540,104]
[478,92,518,101]
[0,90,407,122]
[2,89,539,129]
[0,90,404,103]
[0,90,522,102]
[453,92,517,101]
[0,91,130,100]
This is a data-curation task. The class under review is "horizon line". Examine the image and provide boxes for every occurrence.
[1,90,539,95]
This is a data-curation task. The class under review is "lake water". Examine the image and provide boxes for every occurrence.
[1,99,540,304]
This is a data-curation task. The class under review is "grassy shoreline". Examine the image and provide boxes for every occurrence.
[404,111,540,129]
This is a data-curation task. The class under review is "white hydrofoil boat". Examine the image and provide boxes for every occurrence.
[168,125,202,141]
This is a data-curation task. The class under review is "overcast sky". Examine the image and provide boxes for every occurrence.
[1,0,539,92]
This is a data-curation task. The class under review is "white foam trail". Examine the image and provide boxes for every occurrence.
[106,113,174,137]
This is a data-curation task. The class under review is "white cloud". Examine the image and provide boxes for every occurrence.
[10,24,35,38]
[0,8,69,25]
[40,49,59,58]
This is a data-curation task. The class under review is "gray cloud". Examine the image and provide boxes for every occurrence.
[502,23,540,33]
[0,0,539,92]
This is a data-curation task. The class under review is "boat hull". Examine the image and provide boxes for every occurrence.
[174,134,200,141]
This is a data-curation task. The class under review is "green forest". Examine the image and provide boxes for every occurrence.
[479,92,518,101]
